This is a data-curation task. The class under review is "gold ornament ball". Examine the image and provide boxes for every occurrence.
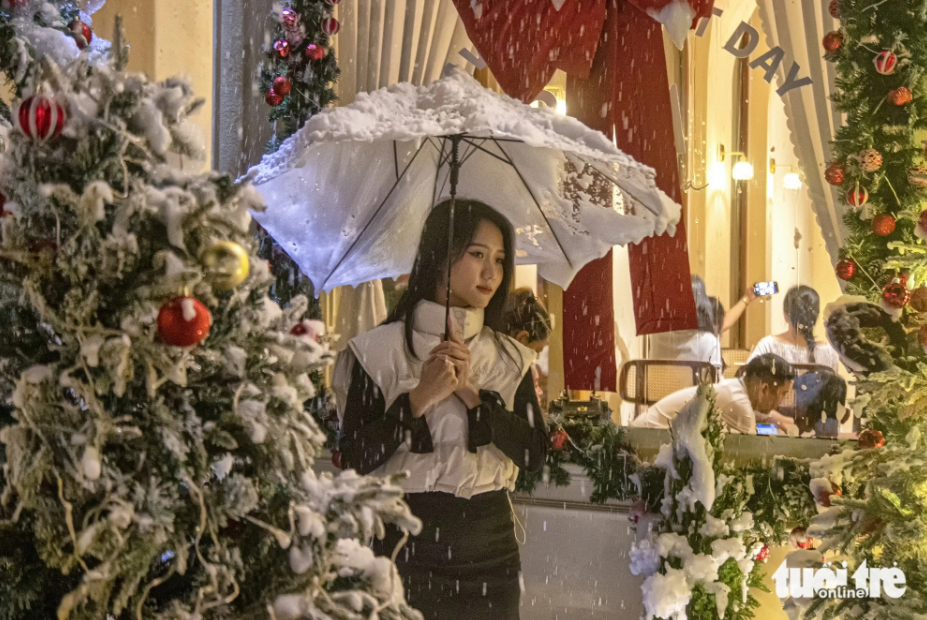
[201,241,250,290]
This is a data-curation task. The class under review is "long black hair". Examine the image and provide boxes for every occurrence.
[691,275,724,335]
[783,285,820,363]
[384,199,520,365]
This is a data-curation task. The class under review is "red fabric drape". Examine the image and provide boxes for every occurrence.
[450,0,607,102]
[448,0,699,390]
[567,0,697,344]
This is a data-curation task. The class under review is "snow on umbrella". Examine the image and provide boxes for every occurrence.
[248,67,680,297]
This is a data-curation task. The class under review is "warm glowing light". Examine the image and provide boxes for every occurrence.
[732,161,754,181]
[708,161,727,188]
[783,172,803,190]
[555,98,567,115]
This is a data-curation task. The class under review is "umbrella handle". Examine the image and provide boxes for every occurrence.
[444,135,462,342]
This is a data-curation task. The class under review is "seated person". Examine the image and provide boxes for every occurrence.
[748,285,840,372]
[792,371,848,438]
[630,354,795,434]
[649,276,724,376]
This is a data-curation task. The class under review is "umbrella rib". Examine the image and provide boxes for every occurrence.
[457,136,482,166]
[573,155,662,217]
[320,137,434,291]
[491,137,573,271]
[433,137,449,206]
[393,141,399,180]
[459,137,511,165]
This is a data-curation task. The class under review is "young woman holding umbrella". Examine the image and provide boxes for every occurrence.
[333,198,548,619]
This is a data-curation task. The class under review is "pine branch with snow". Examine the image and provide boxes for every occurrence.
[631,383,767,620]
[0,5,420,620]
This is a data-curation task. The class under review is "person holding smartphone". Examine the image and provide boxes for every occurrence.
[747,285,840,371]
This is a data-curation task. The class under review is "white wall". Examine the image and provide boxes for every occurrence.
[95,0,214,170]
[766,86,842,338]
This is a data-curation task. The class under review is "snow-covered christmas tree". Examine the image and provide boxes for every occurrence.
[0,3,420,619]
[630,384,767,620]
[791,0,927,615]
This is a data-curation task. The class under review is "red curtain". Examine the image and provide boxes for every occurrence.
[562,0,697,389]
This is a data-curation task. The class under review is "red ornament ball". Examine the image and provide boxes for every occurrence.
[835,259,856,280]
[755,545,770,563]
[873,51,897,75]
[67,19,93,50]
[858,428,885,449]
[272,76,291,96]
[265,89,283,106]
[280,8,299,29]
[790,527,813,550]
[823,31,843,53]
[290,320,323,342]
[305,43,325,60]
[908,165,927,189]
[824,162,845,185]
[273,39,290,59]
[322,16,341,36]
[862,516,883,534]
[550,429,569,451]
[828,0,840,18]
[909,286,927,313]
[157,297,212,347]
[847,187,869,208]
[889,86,912,105]
[17,94,66,142]
[815,481,842,507]
[628,499,646,523]
[882,279,910,309]
[331,449,342,469]
[29,239,57,255]
[871,213,896,236]
[857,148,882,173]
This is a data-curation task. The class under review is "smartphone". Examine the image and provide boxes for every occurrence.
[756,424,778,436]
[753,281,779,297]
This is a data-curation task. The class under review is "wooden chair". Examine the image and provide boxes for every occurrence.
[721,348,750,379]
[618,360,719,420]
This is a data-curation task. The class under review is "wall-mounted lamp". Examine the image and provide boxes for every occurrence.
[732,161,755,181]
[769,158,803,190]
[719,144,753,180]
[783,173,802,190]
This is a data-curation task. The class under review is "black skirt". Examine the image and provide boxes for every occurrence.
[374,490,521,619]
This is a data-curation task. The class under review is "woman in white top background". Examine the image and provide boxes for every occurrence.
[648,276,725,375]
[747,285,840,372]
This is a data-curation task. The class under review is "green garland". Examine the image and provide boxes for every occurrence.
[516,416,818,547]
[515,414,639,502]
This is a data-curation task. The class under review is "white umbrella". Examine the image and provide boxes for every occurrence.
[248,68,681,296]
